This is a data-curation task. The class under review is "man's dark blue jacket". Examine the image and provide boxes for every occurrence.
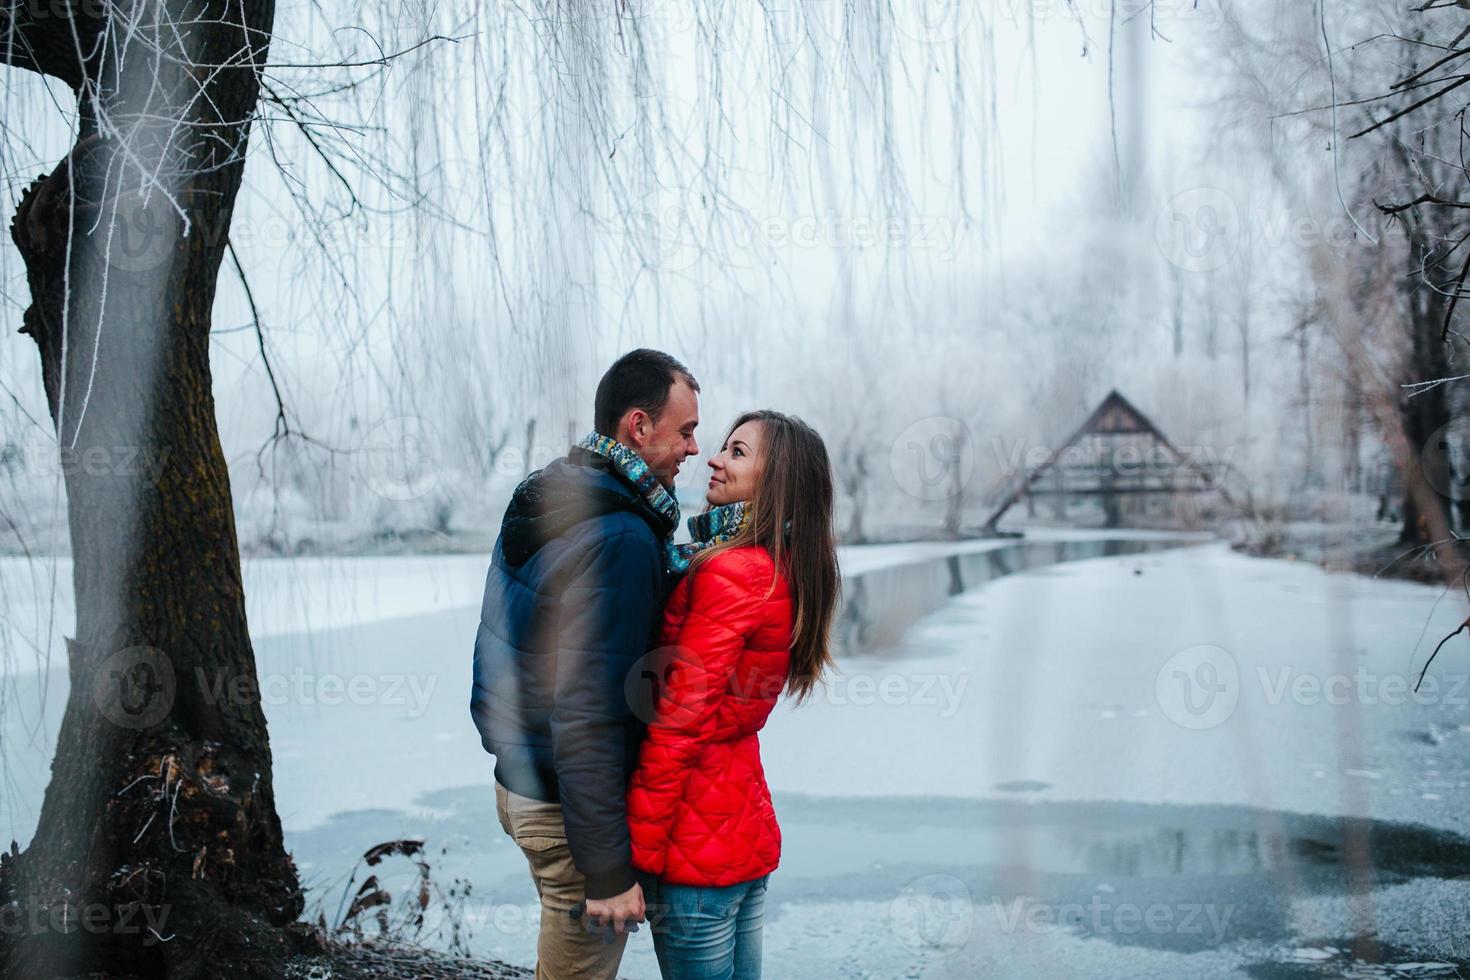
[471,446,673,899]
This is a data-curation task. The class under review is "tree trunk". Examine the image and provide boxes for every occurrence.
[1398,233,1454,547]
[0,2,304,977]
[842,449,868,544]
[941,422,968,539]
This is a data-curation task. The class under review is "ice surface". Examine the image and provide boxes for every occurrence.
[4,536,1469,977]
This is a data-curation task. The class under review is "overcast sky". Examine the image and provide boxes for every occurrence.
[0,2,1237,479]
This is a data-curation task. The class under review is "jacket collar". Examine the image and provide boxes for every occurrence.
[499,448,676,567]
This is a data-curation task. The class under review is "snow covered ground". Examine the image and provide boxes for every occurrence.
[0,553,490,678]
[0,534,1195,675]
[3,534,1470,977]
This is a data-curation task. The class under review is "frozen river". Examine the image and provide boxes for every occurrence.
[4,532,1470,977]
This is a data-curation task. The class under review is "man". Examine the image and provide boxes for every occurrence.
[471,349,700,978]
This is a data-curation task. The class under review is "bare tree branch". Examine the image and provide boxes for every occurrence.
[1376,192,1470,213]
[1351,73,1470,139]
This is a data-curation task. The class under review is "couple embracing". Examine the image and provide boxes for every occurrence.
[470,349,840,979]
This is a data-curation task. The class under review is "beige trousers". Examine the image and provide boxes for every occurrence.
[495,781,630,980]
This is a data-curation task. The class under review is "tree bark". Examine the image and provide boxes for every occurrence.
[0,1,106,90]
[0,2,304,977]
[1398,229,1455,547]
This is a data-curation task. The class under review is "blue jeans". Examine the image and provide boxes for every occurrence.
[648,875,769,980]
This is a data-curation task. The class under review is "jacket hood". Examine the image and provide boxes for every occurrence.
[500,448,675,566]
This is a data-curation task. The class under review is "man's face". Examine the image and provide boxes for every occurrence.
[634,379,700,489]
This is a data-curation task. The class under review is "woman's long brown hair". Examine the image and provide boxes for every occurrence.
[689,410,840,701]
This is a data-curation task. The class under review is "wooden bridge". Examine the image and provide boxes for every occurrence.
[983,390,1234,530]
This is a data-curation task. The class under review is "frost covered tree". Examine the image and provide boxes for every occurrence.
[0,1,304,976]
[1211,1,1470,556]
[0,1,1043,975]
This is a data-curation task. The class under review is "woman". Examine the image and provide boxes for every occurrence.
[627,409,840,980]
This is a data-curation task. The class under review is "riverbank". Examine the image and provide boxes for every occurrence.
[1228,519,1465,587]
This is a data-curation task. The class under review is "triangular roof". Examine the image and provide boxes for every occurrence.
[1060,389,1179,452]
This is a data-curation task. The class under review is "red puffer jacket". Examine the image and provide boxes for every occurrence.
[627,545,793,886]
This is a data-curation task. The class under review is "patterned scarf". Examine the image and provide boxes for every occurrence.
[576,432,748,574]
[670,500,748,575]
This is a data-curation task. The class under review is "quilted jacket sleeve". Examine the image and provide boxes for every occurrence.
[627,551,766,874]
[550,521,662,899]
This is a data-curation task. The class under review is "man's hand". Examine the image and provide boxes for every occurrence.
[583,882,646,935]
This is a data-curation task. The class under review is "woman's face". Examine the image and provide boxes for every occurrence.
[706,419,764,506]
